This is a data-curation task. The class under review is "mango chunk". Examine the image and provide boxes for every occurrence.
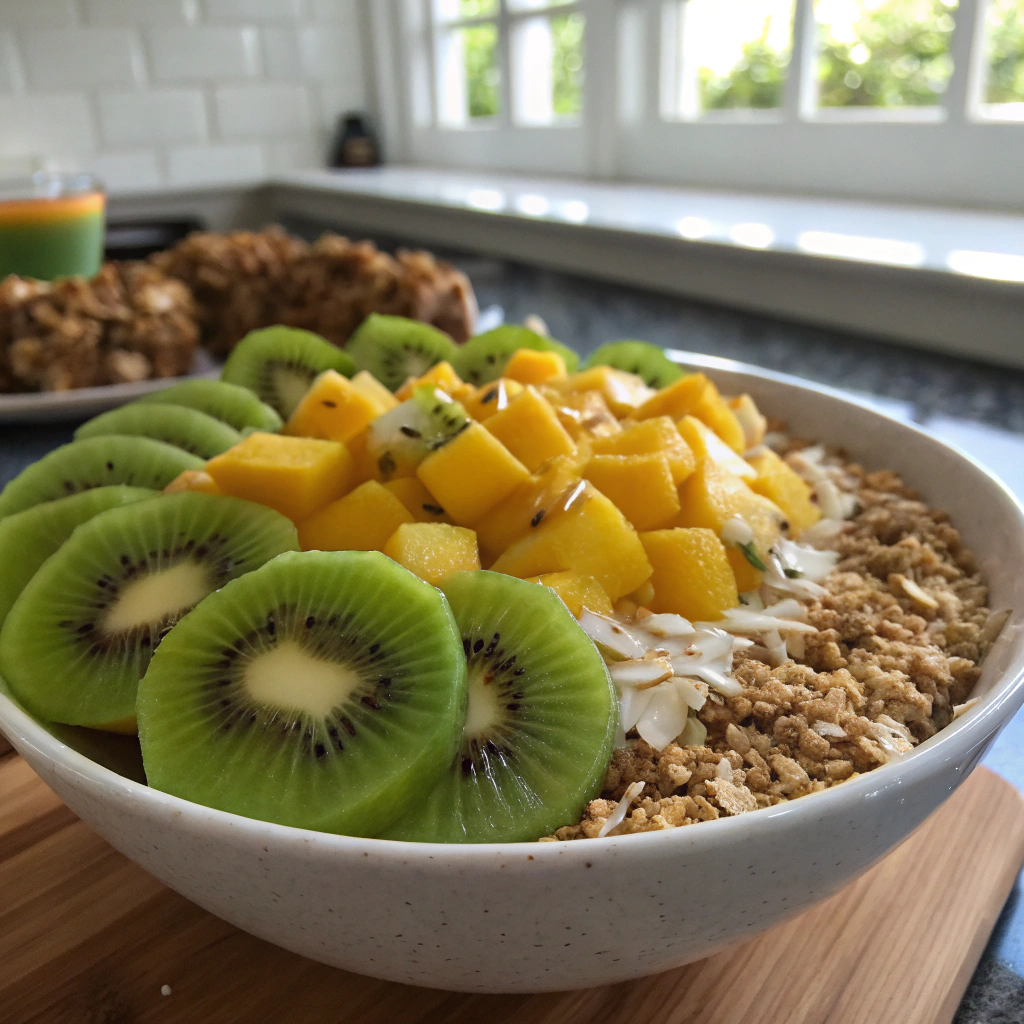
[474,454,582,562]
[747,449,820,535]
[350,369,399,412]
[383,477,450,523]
[541,388,621,440]
[584,453,680,531]
[284,369,388,443]
[677,416,756,480]
[164,469,222,496]
[297,479,413,552]
[525,571,613,617]
[490,482,652,601]
[676,460,786,592]
[729,394,767,449]
[484,385,576,472]
[637,372,712,421]
[692,385,747,453]
[383,522,480,585]
[463,378,525,421]
[504,348,567,385]
[639,528,739,622]
[345,426,381,484]
[207,432,353,522]
[416,422,531,526]
[394,361,466,402]
[556,366,654,417]
[590,416,696,485]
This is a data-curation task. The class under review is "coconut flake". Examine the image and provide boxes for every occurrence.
[597,781,645,838]
[635,684,691,750]
[867,716,915,761]
[609,656,674,688]
[711,608,816,635]
[764,628,789,666]
[636,612,695,637]
[800,517,845,545]
[720,516,755,547]
[678,716,708,747]
[897,574,940,610]
[812,720,847,739]
[953,698,980,720]
[579,610,647,659]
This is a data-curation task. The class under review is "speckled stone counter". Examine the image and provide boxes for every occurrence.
[1,253,1022,1021]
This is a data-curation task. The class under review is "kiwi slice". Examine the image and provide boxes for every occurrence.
[75,403,242,459]
[454,326,580,386]
[221,326,356,419]
[138,379,283,433]
[0,486,155,628]
[584,340,683,389]
[367,385,470,479]
[0,492,298,727]
[138,549,467,836]
[0,436,204,519]
[346,314,459,392]
[379,571,617,844]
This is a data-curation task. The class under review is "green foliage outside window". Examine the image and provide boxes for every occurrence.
[552,14,585,116]
[464,24,500,118]
[985,0,1024,104]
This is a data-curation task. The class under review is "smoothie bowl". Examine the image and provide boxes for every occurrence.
[0,324,1022,993]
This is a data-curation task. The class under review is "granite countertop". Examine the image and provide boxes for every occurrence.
[1,252,1022,1021]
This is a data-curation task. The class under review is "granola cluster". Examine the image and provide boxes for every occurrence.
[0,263,197,392]
[550,461,996,841]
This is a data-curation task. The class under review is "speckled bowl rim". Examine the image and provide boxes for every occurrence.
[1,350,1023,865]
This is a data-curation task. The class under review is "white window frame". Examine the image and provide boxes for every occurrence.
[370,0,1024,209]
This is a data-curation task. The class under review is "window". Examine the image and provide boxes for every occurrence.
[379,0,1024,207]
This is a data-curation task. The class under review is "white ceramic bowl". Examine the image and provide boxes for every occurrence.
[3,353,1024,994]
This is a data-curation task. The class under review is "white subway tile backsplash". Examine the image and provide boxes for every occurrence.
[83,0,201,28]
[318,81,366,130]
[298,24,362,82]
[204,0,304,20]
[0,94,95,161]
[0,32,21,94]
[215,84,310,139]
[0,1,78,30]
[262,27,302,80]
[21,29,144,90]
[310,0,358,24]
[86,149,163,192]
[167,142,264,185]
[147,26,261,81]
[0,156,38,177]
[264,136,326,174]
[99,90,208,147]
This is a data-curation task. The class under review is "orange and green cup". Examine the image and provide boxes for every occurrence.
[0,173,105,281]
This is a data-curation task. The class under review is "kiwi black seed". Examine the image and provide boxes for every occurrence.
[137,378,284,433]
[453,325,580,386]
[75,403,242,458]
[345,314,459,392]
[583,340,683,389]
[0,436,204,519]
[221,325,356,419]
[0,492,299,728]
[0,485,155,628]
[137,550,467,836]
[378,571,617,843]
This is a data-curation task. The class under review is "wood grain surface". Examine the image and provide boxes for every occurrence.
[1,749,1022,1024]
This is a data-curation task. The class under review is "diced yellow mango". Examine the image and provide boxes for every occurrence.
[747,449,820,535]
[525,571,614,617]
[163,469,222,496]
[676,460,786,592]
[284,369,387,443]
[584,453,680,531]
[504,348,567,385]
[637,372,712,421]
[297,479,413,552]
[555,366,654,417]
[383,477,450,523]
[729,394,767,449]
[677,416,756,480]
[692,386,747,453]
[394,361,466,401]
[483,385,576,472]
[541,388,622,440]
[416,422,531,526]
[639,528,739,621]
[350,369,398,412]
[474,455,582,562]
[345,427,383,484]
[590,417,696,485]
[383,522,480,586]
[463,378,525,422]
[207,432,353,522]
[490,482,651,601]
[630,578,656,608]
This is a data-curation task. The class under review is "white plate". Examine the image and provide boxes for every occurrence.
[0,351,222,425]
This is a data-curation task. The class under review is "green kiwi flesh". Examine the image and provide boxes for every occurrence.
[584,341,683,389]
[138,550,467,837]
[221,326,356,419]
[75,403,242,458]
[346,314,459,392]
[0,492,299,727]
[0,436,203,519]
[454,326,580,386]
[138,379,283,433]
[367,385,470,480]
[379,571,617,843]
[0,486,155,628]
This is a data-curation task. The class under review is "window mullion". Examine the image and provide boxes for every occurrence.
[423,0,440,129]
[945,0,986,124]
[584,0,617,177]
[783,0,817,121]
[497,0,514,130]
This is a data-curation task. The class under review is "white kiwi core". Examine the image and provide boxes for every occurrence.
[464,666,502,739]
[102,561,210,634]
[243,640,361,717]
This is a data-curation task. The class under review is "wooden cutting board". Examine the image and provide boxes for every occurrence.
[2,750,1023,1024]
